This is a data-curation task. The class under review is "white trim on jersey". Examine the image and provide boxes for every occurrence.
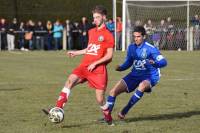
[158,68,161,77]
[145,42,155,48]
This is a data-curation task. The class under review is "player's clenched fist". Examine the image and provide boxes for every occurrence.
[67,51,76,57]
[115,65,121,71]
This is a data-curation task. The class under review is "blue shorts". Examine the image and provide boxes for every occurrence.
[122,73,160,93]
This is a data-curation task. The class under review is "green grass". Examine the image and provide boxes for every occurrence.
[0,51,200,133]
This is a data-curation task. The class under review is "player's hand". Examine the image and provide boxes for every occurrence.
[87,63,97,72]
[67,51,76,58]
[147,59,155,65]
[115,65,121,71]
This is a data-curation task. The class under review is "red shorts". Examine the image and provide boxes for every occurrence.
[72,65,107,90]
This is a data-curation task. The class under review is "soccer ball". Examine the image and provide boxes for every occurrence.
[48,107,64,123]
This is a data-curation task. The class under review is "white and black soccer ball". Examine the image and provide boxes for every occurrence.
[48,107,64,123]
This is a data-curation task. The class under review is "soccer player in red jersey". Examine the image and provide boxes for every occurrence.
[43,5,114,124]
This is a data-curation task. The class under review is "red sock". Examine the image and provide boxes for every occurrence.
[56,92,68,108]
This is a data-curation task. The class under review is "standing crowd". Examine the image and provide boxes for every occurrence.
[0,17,123,51]
[131,15,200,50]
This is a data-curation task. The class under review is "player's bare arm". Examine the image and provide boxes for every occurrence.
[87,47,114,72]
[67,48,87,57]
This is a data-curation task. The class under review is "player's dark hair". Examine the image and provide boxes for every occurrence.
[133,26,146,36]
[92,5,107,15]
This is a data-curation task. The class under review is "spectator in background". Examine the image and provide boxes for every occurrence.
[191,14,200,50]
[157,19,167,50]
[18,22,26,50]
[116,17,122,50]
[25,20,35,50]
[166,17,174,29]
[79,17,90,49]
[191,14,200,26]
[175,28,185,50]
[166,17,175,50]
[0,18,8,50]
[144,19,154,44]
[106,18,115,36]
[7,18,18,51]
[35,21,46,50]
[135,20,143,26]
[72,22,81,50]
[65,19,74,50]
[53,19,64,50]
[45,20,53,50]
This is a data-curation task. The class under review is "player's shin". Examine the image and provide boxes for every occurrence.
[121,89,143,116]
[56,87,71,108]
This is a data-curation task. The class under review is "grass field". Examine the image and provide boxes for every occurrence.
[0,51,200,133]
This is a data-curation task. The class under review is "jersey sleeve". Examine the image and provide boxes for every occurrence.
[151,48,167,68]
[119,45,134,71]
[105,32,114,48]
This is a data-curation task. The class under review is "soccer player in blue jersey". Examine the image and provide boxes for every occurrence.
[103,26,167,123]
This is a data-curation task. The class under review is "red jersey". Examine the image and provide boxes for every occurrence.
[117,22,122,32]
[80,25,114,66]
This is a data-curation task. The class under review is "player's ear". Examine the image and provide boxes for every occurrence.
[143,35,146,39]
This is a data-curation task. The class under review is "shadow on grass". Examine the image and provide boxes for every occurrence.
[61,121,97,128]
[124,110,200,123]
[61,119,108,128]
[0,88,24,91]
[61,124,85,128]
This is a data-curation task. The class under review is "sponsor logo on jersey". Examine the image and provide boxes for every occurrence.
[133,60,147,70]
[86,43,100,55]
[98,35,104,42]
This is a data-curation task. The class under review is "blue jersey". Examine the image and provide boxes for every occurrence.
[119,41,167,77]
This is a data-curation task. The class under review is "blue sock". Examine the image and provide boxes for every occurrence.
[106,95,116,112]
[121,90,144,115]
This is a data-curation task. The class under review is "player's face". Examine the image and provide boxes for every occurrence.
[93,13,105,27]
[133,32,144,46]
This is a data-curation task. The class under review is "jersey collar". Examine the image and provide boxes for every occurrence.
[95,24,106,32]
[136,41,145,49]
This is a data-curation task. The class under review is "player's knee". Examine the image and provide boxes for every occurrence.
[138,82,145,91]
[138,87,145,92]
[138,81,150,92]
